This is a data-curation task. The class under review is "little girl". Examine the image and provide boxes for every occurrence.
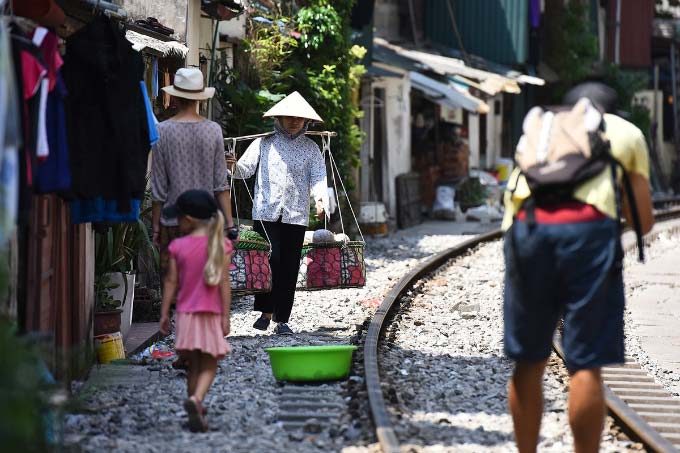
[159,189,233,432]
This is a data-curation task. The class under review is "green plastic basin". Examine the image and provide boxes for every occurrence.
[264,345,358,382]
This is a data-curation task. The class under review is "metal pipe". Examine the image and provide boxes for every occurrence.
[79,0,126,17]
[208,19,219,121]
[407,0,421,48]
[614,0,621,64]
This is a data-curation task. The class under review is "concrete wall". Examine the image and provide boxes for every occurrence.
[372,74,412,218]
[485,94,503,169]
[115,0,188,40]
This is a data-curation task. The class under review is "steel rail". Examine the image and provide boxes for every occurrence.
[364,204,680,453]
[364,229,501,453]
[552,336,678,453]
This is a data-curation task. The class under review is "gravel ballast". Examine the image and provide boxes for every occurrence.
[378,241,644,453]
[64,223,487,452]
[624,230,680,397]
[63,221,673,452]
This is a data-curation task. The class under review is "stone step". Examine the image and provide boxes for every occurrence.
[611,388,671,397]
[280,402,344,411]
[622,396,680,405]
[277,412,341,421]
[628,403,680,413]
[637,412,680,424]
[647,422,680,434]
[602,375,655,383]
[604,381,664,390]
[602,366,647,376]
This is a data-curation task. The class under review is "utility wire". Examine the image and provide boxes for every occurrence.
[446,0,469,64]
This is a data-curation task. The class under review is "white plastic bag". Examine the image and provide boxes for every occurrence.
[432,186,456,219]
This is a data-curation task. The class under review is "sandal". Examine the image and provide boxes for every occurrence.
[172,357,189,370]
[253,315,271,331]
[184,396,208,432]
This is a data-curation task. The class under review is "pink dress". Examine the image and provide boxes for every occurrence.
[168,236,233,358]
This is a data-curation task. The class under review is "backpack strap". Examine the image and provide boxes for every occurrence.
[609,157,645,262]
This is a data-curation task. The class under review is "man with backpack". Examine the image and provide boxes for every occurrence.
[502,82,654,453]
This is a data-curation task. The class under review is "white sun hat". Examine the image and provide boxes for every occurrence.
[263,91,324,122]
[161,67,215,100]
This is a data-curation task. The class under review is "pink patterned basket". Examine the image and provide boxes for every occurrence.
[296,241,366,291]
[229,240,272,296]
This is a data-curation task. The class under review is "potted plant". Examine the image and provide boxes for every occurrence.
[93,273,123,336]
[94,213,157,338]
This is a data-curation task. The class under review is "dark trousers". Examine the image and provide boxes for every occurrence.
[254,219,306,323]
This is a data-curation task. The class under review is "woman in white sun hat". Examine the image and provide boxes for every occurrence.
[151,67,237,281]
[230,92,329,335]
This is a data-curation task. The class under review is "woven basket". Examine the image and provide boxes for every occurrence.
[296,241,366,291]
[230,238,272,296]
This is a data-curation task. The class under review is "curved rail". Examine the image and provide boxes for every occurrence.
[364,204,680,453]
[364,230,501,453]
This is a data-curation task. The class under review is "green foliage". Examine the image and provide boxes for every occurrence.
[547,1,598,101]
[215,0,364,191]
[95,217,156,277]
[600,64,651,138]
[0,321,49,452]
[94,273,122,312]
[456,177,487,209]
[215,68,285,136]
[0,247,8,313]
[297,4,343,54]
[245,15,298,87]
[94,202,157,311]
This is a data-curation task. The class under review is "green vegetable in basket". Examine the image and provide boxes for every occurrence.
[236,229,270,251]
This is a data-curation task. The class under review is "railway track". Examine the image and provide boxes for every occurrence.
[365,202,680,453]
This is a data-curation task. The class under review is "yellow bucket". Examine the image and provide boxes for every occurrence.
[95,332,125,364]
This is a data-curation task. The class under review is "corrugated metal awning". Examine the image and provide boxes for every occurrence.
[410,71,489,114]
[375,38,543,96]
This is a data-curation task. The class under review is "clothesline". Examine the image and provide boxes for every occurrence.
[223,130,337,144]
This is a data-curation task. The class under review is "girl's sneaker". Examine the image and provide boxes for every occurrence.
[274,323,293,335]
[184,396,208,432]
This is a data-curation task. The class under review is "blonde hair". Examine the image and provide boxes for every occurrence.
[203,210,225,286]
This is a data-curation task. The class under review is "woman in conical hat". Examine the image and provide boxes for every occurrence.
[231,92,329,335]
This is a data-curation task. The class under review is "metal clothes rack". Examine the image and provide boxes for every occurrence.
[77,0,127,20]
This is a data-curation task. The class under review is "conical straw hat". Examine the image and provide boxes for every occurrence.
[263,91,324,122]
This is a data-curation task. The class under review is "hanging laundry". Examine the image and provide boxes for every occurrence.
[34,29,70,194]
[70,198,141,224]
[140,81,159,146]
[151,56,159,99]
[10,23,46,226]
[144,56,154,100]
[162,69,171,108]
[62,15,150,217]
[31,27,50,160]
[0,20,22,243]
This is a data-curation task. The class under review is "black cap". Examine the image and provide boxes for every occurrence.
[162,190,219,220]
[563,82,618,113]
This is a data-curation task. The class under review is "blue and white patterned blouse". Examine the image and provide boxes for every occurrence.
[234,127,329,227]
